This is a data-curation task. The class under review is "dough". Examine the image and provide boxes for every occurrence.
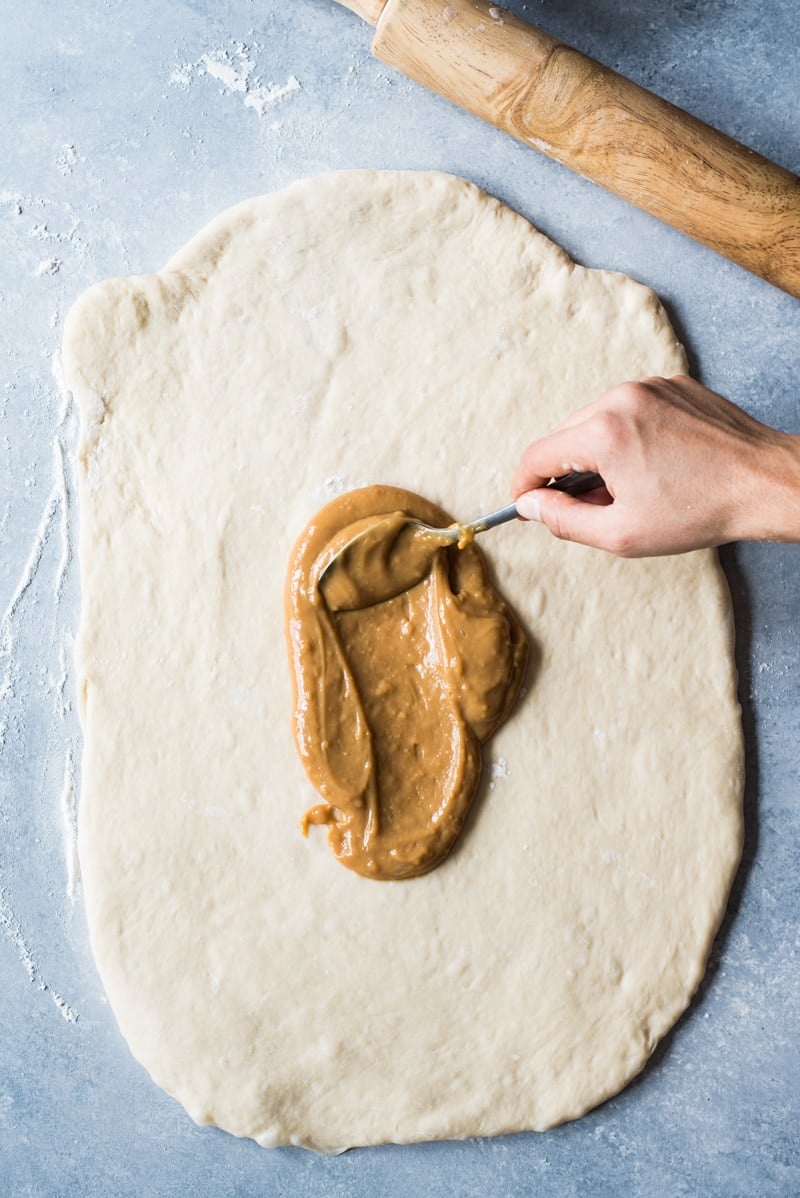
[63,171,743,1151]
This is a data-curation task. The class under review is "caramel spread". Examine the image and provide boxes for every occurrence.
[285,485,528,880]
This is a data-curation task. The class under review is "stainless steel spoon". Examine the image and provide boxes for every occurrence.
[425,469,605,547]
[318,471,604,611]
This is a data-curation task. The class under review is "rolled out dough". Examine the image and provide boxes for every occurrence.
[63,171,743,1151]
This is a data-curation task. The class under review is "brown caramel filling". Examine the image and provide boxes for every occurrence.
[285,485,527,880]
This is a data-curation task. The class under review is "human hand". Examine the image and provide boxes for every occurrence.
[511,375,800,557]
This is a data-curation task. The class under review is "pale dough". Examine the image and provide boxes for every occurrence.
[63,171,743,1151]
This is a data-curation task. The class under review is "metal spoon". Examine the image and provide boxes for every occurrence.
[318,471,604,611]
[427,469,605,548]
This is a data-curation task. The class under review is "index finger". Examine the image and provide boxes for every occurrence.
[511,422,602,499]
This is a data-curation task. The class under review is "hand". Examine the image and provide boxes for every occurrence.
[511,375,800,557]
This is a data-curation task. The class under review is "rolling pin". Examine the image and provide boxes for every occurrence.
[337,0,800,299]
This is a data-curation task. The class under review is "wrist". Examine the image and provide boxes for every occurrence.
[739,433,800,542]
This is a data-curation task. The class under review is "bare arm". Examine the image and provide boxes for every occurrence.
[511,375,800,557]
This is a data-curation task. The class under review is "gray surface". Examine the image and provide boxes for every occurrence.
[1,1,798,1194]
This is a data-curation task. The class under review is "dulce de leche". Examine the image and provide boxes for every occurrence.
[285,485,528,880]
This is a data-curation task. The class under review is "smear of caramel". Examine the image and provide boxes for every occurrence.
[285,485,527,880]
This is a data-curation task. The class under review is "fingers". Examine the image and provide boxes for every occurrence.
[510,422,603,498]
[510,374,778,558]
[517,487,633,554]
[510,382,646,497]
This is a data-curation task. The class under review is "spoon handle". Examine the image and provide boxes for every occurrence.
[465,502,520,535]
[466,470,604,536]
[550,470,605,497]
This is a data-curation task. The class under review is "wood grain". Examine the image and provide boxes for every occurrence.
[365,0,800,297]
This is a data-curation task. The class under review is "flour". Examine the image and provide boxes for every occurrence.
[201,48,253,93]
[1,368,78,916]
[1,486,60,657]
[168,43,302,119]
[168,62,193,89]
[245,76,300,117]
[490,757,511,779]
[56,643,70,719]
[1,392,74,642]
[53,437,72,601]
[55,144,78,176]
[0,889,79,1022]
[60,747,80,901]
[323,475,348,498]
[4,194,94,284]
[2,171,90,1041]
[52,350,72,426]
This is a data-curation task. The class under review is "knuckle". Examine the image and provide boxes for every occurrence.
[591,408,626,449]
[605,527,637,557]
[616,380,645,406]
[617,380,654,415]
[546,494,573,543]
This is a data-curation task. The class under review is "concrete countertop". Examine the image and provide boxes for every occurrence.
[1,1,797,1194]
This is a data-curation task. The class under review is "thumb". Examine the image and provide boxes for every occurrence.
[517,487,614,550]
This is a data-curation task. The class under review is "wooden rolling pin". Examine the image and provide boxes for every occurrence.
[337,0,800,299]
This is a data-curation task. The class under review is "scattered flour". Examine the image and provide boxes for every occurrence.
[55,144,78,175]
[0,484,60,657]
[52,350,72,426]
[56,642,71,719]
[60,747,81,901]
[245,75,300,117]
[1,375,79,924]
[491,756,511,779]
[2,191,105,281]
[0,890,79,1022]
[201,47,253,93]
[324,475,347,498]
[168,62,193,89]
[168,43,302,118]
[53,437,72,600]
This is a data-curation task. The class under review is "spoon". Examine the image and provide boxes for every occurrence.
[425,469,605,548]
[318,471,604,612]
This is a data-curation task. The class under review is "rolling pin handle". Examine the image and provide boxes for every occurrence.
[334,0,388,25]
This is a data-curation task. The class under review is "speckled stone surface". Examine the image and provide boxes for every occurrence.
[1,2,798,1195]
